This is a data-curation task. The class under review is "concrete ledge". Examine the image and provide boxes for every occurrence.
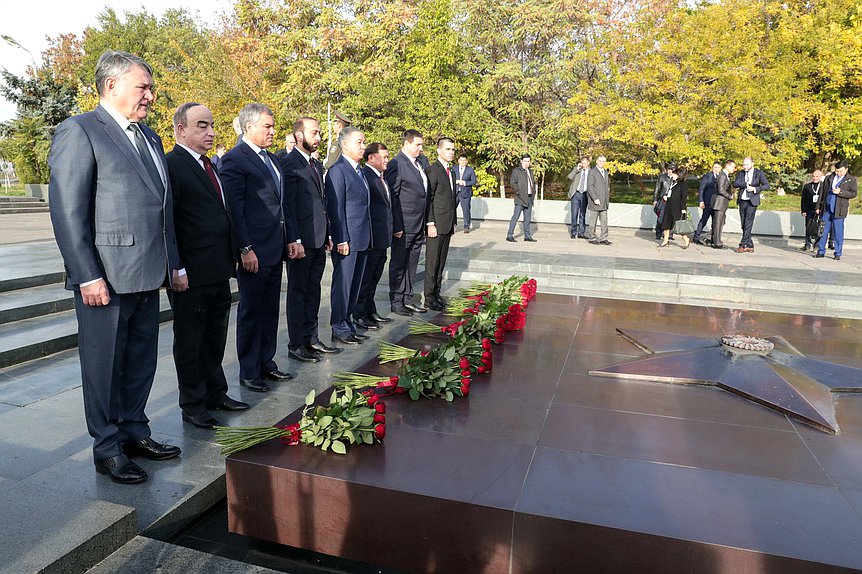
[466,197,862,239]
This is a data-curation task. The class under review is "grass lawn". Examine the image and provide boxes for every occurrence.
[0,183,26,196]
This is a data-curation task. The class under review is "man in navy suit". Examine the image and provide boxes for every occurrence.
[693,162,721,244]
[279,117,339,362]
[732,156,770,253]
[325,127,372,345]
[221,103,302,391]
[386,130,429,316]
[355,142,395,330]
[49,50,183,484]
[424,137,458,311]
[455,154,476,233]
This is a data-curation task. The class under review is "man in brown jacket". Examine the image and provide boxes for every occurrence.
[709,160,736,249]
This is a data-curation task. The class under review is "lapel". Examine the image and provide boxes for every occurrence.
[365,166,390,207]
[293,148,324,198]
[437,160,454,196]
[240,142,281,199]
[400,152,422,186]
[174,146,226,212]
[95,105,165,203]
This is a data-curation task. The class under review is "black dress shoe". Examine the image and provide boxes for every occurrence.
[289,347,321,363]
[391,305,413,316]
[354,317,381,330]
[123,437,181,461]
[434,295,447,307]
[212,396,250,411]
[369,312,392,323]
[835,255,841,260]
[524,237,537,242]
[600,240,612,245]
[352,331,370,340]
[95,454,147,484]
[814,252,825,258]
[577,234,587,239]
[506,236,516,242]
[307,340,341,354]
[712,244,726,249]
[182,412,221,429]
[427,301,445,312]
[240,378,269,392]
[333,332,362,345]
[404,303,427,313]
[264,369,294,381]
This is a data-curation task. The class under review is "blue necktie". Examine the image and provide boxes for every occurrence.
[356,164,369,190]
[259,151,280,191]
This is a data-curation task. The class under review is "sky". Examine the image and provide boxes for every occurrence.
[0,0,231,122]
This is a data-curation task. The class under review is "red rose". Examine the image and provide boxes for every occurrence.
[482,351,491,360]
[459,357,470,369]
[365,394,379,406]
[374,424,386,439]
[374,412,386,424]
[375,401,386,413]
[420,350,429,357]
[477,365,486,374]
[460,384,470,395]
[461,368,471,377]
[482,338,492,350]
[461,377,471,385]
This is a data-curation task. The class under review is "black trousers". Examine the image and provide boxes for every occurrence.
[739,200,757,248]
[355,247,387,319]
[424,232,452,300]
[236,263,282,380]
[169,281,231,415]
[389,230,424,307]
[286,246,326,349]
[75,289,159,459]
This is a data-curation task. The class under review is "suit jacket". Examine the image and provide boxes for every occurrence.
[510,166,535,207]
[211,154,223,172]
[653,173,672,203]
[385,151,428,235]
[425,160,458,235]
[567,166,590,199]
[587,166,610,211]
[817,172,858,219]
[455,165,476,199]
[48,104,179,293]
[220,141,292,267]
[801,180,824,215]
[698,172,718,206]
[733,168,770,207]
[363,165,393,249]
[280,148,328,249]
[711,171,733,211]
[666,181,689,220]
[165,146,234,288]
[325,156,371,250]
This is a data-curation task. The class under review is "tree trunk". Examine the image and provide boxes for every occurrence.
[498,170,505,198]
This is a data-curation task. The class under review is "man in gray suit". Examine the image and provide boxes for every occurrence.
[49,50,184,485]
[506,154,537,242]
[709,160,736,249]
[587,155,611,245]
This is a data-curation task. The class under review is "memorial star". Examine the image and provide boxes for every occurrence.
[589,329,862,434]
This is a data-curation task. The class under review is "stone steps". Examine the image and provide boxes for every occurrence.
[0,206,51,214]
[0,281,75,324]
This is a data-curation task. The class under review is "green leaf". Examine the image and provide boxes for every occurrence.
[322,438,331,450]
[319,415,333,429]
[344,429,355,443]
[305,389,316,406]
[331,440,347,455]
[362,431,373,443]
[409,388,420,401]
[314,436,324,446]
[443,346,456,361]
[445,390,453,401]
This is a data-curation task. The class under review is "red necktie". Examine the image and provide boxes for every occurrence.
[202,155,223,204]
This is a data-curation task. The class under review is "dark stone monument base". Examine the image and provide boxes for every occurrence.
[227,294,862,573]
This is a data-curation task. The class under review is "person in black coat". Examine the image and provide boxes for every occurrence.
[424,137,458,311]
[166,103,250,430]
[659,167,691,249]
[800,170,824,251]
[732,156,770,253]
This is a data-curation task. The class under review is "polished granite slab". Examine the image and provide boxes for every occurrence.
[224,293,862,572]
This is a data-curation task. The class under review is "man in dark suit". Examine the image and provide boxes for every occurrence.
[455,154,476,233]
[166,103,249,430]
[211,143,226,171]
[800,170,824,251]
[587,155,611,245]
[355,142,395,329]
[567,156,590,239]
[653,163,675,240]
[733,156,770,253]
[279,117,339,363]
[386,129,429,316]
[815,161,857,260]
[49,50,183,484]
[325,127,372,345]
[506,154,536,242]
[424,138,458,311]
[221,103,302,392]
[710,160,735,249]
[693,162,721,244]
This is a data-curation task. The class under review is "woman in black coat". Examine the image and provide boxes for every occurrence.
[659,167,691,248]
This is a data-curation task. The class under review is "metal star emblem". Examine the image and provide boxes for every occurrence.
[589,329,862,434]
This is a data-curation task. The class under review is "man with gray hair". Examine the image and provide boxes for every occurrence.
[49,50,184,484]
[221,103,302,391]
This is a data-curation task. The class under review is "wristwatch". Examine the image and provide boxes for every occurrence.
[240,245,253,255]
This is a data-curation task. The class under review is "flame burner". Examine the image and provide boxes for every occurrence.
[721,335,775,352]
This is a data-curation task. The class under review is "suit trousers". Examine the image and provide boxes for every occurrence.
[355,247,387,319]
[570,192,588,237]
[286,246,326,349]
[331,248,368,337]
[389,230,424,306]
[507,203,533,239]
[424,231,452,300]
[236,263,282,380]
[589,209,608,241]
[169,282,231,415]
[818,209,845,256]
[75,289,159,459]
[738,200,757,248]
[458,192,472,230]
[711,209,727,247]
[694,206,713,240]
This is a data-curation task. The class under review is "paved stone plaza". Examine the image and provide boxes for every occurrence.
[1,211,862,573]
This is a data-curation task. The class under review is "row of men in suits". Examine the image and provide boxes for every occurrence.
[564,155,613,244]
